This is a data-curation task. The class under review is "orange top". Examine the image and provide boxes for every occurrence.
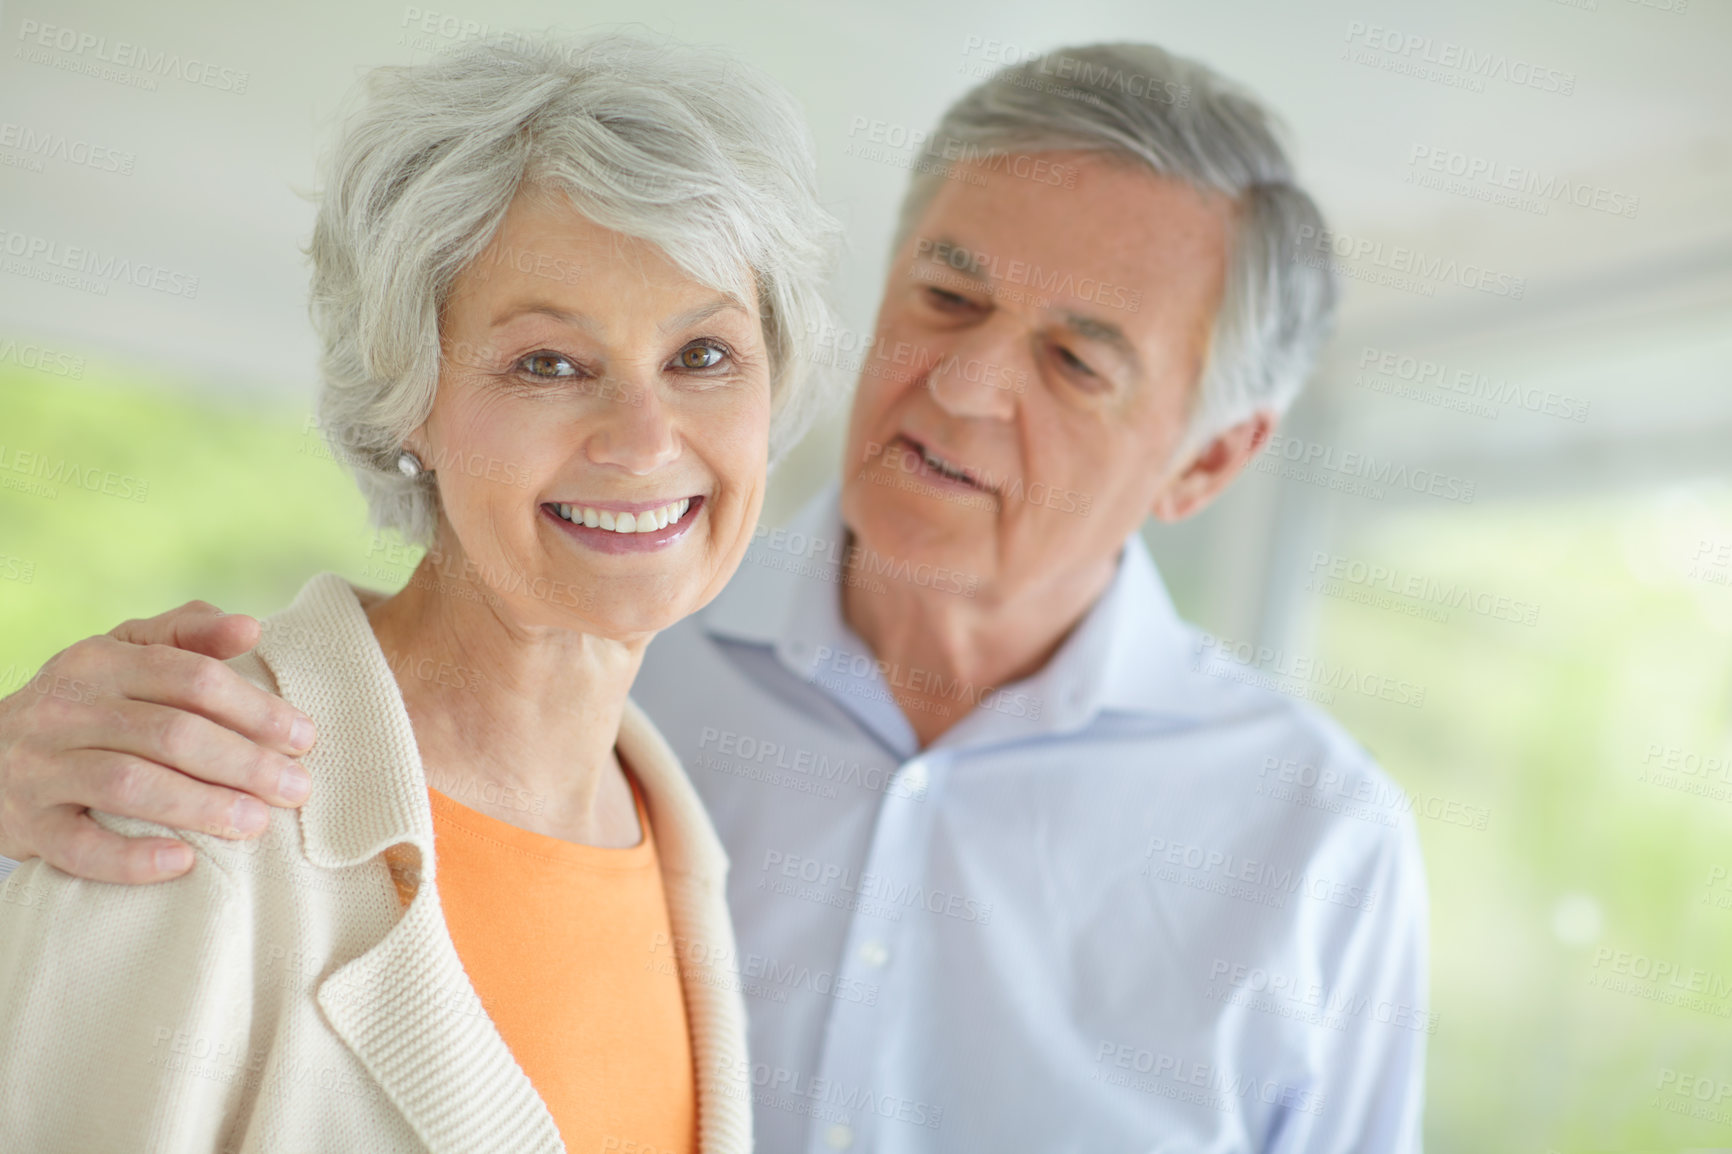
[428,780,697,1154]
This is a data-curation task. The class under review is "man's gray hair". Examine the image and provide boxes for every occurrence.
[311,34,842,543]
[894,42,1336,447]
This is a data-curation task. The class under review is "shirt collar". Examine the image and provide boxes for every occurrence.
[704,482,919,752]
[701,479,847,653]
[701,482,1226,752]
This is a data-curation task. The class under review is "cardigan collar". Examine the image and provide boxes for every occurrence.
[254,572,731,882]
[251,572,747,1154]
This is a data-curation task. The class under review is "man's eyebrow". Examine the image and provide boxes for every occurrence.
[917,236,989,282]
[918,236,1143,374]
[1060,310,1143,376]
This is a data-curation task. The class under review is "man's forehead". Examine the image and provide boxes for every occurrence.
[902,157,1234,391]
[918,152,1232,264]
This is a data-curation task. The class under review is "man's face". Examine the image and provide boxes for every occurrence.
[841,152,1241,605]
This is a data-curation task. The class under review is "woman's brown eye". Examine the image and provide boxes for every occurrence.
[523,352,577,378]
[679,344,724,369]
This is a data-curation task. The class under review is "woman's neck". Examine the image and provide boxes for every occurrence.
[365,548,647,847]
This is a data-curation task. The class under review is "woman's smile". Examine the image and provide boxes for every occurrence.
[542,495,705,554]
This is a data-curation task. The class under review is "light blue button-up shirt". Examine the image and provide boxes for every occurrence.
[636,484,1429,1153]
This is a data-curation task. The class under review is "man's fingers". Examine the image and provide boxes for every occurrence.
[102,638,316,761]
[0,618,314,876]
[64,749,273,840]
[110,600,261,662]
[65,697,309,815]
[34,805,195,885]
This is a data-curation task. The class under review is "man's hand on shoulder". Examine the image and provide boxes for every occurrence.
[0,601,317,884]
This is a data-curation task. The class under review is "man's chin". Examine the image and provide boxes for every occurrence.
[844,499,995,598]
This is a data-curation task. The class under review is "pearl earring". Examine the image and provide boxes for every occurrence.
[395,450,425,478]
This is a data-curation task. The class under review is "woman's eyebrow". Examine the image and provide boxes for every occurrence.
[660,297,748,333]
[489,301,600,332]
[488,297,745,333]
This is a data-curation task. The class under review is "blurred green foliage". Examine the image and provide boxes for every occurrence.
[0,364,412,691]
[1314,493,1732,1151]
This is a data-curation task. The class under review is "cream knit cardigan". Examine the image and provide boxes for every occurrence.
[0,573,753,1154]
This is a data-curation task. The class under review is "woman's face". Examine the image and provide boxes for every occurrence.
[412,190,772,641]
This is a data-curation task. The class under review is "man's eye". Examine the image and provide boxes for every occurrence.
[675,342,729,370]
[1053,344,1096,377]
[925,287,976,311]
[519,352,580,379]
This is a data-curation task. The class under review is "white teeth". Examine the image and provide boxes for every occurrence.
[922,449,970,483]
[556,499,693,534]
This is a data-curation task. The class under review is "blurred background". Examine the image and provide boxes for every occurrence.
[2,0,1730,1148]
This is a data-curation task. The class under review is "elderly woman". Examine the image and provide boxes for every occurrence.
[0,34,837,1154]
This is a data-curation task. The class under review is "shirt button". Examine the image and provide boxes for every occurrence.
[825,1123,854,1149]
[858,939,890,968]
[901,762,928,793]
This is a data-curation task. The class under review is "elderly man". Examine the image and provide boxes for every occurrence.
[0,42,1426,1152]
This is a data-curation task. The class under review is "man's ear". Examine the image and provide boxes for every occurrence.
[1149,411,1275,524]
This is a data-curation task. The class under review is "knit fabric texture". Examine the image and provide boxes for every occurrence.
[0,573,752,1154]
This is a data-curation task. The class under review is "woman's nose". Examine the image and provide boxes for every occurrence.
[584,381,681,474]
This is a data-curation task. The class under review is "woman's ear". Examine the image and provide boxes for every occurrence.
[402,417,434,464]
[1149,411,1275,524]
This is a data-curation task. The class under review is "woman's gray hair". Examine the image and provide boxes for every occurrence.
[894,42,1336,449]
[311,34,842,543]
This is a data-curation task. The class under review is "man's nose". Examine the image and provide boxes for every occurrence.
[585,380,680,474]
[925,328,1021,422]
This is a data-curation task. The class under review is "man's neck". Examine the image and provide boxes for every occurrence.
[839,531,1118,747]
